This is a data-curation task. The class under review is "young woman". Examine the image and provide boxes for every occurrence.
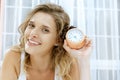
[0,3,92,80]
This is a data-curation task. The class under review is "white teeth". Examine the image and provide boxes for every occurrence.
[29,40,40,45]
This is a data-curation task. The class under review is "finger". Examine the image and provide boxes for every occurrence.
[63,40,71,52]
[86,39,92,47]
[84,37,92,47]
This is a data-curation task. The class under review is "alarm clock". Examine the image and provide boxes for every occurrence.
[66,28,86,49]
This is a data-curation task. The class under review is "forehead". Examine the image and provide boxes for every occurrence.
[30,12,56,29]
[30,12,54,23]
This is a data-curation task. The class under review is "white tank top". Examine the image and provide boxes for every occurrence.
[18,52,62,80]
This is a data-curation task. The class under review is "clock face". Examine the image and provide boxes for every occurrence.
[66,28,84,43]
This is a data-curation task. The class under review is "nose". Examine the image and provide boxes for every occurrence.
[29,28,39,38]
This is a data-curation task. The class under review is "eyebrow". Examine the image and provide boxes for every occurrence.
[41,25,51,29]
[29,20,51,29]
[28,21,34,24]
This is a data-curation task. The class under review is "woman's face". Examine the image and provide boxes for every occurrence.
[24,12,58,56]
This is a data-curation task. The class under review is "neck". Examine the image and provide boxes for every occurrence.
[29,53,54,72]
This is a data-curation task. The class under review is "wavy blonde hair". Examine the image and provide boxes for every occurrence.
[12,3,74,80]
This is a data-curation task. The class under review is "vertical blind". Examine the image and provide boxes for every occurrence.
[0,0,120,80]
[0,0,4,65]
[84,0,120,80]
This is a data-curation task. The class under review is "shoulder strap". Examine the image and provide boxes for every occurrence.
[54,66,62,80]
[18,52,26,80]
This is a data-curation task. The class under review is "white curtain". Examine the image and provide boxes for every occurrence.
[1,0,120,80]
[84,0,120,80]
[0,0,4,62]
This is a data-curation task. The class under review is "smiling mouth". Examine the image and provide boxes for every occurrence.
[27,39,41,46]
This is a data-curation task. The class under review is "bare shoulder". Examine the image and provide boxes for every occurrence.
[3,48,21,64]
[70,57,80,80]
[2,48,21,74]
[0,48,21,80]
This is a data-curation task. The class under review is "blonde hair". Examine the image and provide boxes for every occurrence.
[13,3,74,80]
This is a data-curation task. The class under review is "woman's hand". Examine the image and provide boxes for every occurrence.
[63,37,92,80]
[63,37,93,65]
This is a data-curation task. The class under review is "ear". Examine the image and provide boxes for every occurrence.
[54,43,58,46]
[54,37,60,46]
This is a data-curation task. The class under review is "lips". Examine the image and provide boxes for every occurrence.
[27,39,41,46]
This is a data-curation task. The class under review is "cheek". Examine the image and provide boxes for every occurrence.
[43,35,57,44]
[24,29,29,35]
[24,29,31,37]
[24,29,31,42]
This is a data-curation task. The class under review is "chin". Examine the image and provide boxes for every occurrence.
[25,47,32,54]
[25,44,35,54]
